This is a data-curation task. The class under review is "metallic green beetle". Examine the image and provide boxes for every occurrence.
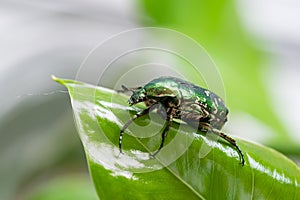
[119,76,245,165]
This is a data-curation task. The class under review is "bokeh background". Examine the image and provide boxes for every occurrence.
[1,0,300,199]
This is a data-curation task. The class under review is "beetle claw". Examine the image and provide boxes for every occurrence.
[149,154,156,159]
[118,150,124,157]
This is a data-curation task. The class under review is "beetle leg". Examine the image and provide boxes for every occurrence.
[199,123,245,166]
[151,114,173,157]
[119,107,151,154]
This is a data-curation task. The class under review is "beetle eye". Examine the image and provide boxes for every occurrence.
[128,89,146,106]
[128,98,134,106]
[128,93,138,106]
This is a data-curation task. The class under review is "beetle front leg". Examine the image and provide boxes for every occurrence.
[151,114,173,157]
[119,107,151,154]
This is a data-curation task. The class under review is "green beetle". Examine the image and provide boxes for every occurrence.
[119,76,245,165]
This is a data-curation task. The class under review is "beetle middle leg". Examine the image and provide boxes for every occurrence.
[151,113,174,157]
[199,122,245,166]
[119,106,151,154]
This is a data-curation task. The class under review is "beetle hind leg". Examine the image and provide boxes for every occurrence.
[217,131,245,166]
[199,123,245,166]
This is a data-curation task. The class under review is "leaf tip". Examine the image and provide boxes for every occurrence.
[51,75,66,86]
[51,74,58,81]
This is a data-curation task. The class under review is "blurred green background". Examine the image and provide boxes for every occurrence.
[1,0,300,199]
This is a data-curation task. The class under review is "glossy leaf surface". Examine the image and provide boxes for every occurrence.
[54,77,300,200]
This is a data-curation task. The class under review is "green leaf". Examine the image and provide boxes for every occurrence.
[53,76,300,200]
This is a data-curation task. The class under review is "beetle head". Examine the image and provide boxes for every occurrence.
[128,88,146,106]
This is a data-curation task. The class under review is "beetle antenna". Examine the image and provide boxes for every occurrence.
[117,85,130,93]
[121,85,129,91]
[117,85,143,93]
